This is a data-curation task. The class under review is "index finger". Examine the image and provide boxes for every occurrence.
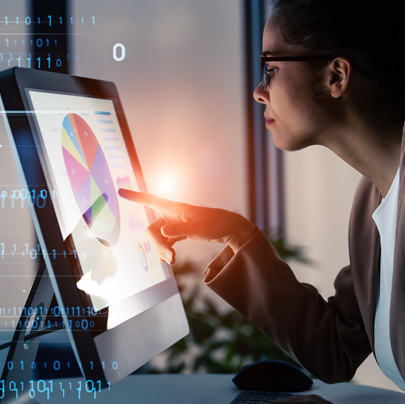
[117,188,177,215]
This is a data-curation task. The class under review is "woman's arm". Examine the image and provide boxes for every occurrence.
[204,227,371,384]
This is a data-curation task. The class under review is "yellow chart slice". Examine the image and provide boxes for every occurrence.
[68,114,85,157]
[62,127,88,170]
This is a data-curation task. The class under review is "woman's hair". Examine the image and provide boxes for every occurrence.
[270,0,405,105]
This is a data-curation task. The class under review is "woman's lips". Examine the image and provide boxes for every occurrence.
[264,114,275,126]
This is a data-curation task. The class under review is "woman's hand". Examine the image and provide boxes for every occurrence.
[71,220,118,285]
[275,395,333,403]
[118,189,256,264]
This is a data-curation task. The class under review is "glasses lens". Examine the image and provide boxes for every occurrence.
[261,62,269,90]
[262,66,267,91]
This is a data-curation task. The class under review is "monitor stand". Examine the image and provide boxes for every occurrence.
[0,264,58,404]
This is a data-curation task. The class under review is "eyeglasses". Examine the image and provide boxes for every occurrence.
[260,55,376,91]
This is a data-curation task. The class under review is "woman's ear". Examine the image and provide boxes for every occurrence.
[327,57,352,99]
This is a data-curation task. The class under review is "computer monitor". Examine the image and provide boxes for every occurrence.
[0,67,189,399]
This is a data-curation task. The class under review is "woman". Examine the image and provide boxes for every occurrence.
[119,1,405,402]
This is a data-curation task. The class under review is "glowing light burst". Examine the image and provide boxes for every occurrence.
[160,178,173,191]
[151,169,184,199]
[156,175,177,196]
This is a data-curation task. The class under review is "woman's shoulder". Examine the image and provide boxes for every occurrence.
[354,176,377,198]
[350,176,381,226]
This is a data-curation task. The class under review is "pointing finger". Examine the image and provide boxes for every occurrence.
[118,189,155,205]
[118,189,177,216]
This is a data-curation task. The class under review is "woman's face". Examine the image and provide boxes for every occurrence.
[253,13,339,151]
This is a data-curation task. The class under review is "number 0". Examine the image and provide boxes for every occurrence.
[113,43,126,62]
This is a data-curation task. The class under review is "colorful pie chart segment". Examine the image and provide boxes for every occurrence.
[137,243,148,272]
[62,113,120,246]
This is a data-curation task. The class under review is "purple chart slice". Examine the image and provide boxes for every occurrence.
[90,146,118,217]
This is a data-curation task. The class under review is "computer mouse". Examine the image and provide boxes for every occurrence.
[232,360,313,392]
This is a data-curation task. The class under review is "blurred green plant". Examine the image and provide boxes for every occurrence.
[267,235,313,265]
[144,236,310,374]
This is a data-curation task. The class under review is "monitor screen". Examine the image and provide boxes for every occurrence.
[26,90,171,329]
[0,68,188,389]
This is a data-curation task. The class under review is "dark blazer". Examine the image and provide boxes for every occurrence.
[204,134,405,384]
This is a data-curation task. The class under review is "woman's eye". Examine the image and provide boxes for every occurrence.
[266,66,278,77]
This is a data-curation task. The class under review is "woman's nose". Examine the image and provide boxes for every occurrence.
[253,82,269,104]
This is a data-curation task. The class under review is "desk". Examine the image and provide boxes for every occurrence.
[32,374,405,403]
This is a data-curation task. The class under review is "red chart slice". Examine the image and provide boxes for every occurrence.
[68,114,85,160]
[73,114,99,170]
[62,113,120,246]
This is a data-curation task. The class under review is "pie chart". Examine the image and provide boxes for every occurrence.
[62,113,120,246]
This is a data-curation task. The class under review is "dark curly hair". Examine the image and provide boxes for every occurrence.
[270,0,405,105]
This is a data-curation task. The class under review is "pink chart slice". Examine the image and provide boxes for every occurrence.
[63,147,90,194]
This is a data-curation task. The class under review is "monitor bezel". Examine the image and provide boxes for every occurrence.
[0,67,189,385]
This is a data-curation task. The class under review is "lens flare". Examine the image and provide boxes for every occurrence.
[158,176,175,194]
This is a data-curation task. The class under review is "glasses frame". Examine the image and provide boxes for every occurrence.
[260,55,376,91]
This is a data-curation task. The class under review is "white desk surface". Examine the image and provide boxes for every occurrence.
[33,374,405,403]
